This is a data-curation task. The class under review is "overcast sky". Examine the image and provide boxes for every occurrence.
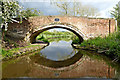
[19,0,120,18]
[18,0,120,31]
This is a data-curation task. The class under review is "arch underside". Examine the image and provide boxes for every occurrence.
[30,25,84,44]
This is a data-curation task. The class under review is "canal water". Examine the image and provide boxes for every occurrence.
[2,38,120,79]
[40,40,78,61]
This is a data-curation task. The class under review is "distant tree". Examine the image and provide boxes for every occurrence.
[20,8,43,18]
[76,4,100,17]
[111,4,119,20]
[72,1,81,16]
[111,3,120,30]
[51,0,100,17]
[51,0,71,16]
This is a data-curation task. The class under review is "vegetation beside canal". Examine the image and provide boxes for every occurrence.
[36,30,75,42]
[72,37,81,44]
[2,33,48,60]
[1,44,48,60]
[73,31,120,62]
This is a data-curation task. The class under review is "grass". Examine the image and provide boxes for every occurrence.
[1,44,42,58]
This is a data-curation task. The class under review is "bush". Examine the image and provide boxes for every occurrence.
[72,37,80,44]
[38,35,49,43]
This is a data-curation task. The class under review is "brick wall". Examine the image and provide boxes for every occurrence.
[7,16,116,42]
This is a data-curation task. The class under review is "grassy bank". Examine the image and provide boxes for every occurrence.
[74,32,120,62]
[2,34,48,60]
[1,36,48,60]
[1,44,45,59]
[36,30,75,43]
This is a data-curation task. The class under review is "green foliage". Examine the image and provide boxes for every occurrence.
[110,3,120,30]
[20,8,43,18]
[36,30,74,40]
[1,44,41,58]
[38,35,49,43]
[42,39,49,43]
[36,30,75,43]
[38,35,44,40]
[110,4,119,20]
[48,37,71,42]
[1,0,43,29]
[1,0,23,27]
[72,37,80,44]
[81,32,120,60]
[2,48,19,58]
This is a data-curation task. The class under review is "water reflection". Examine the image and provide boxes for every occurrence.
[30,50,83,68]
[40,40,78,61]
[2,49,120,79]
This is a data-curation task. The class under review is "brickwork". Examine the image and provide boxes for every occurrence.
[7,16,116,43]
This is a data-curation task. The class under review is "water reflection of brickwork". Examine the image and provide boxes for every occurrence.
[2,53,115,78]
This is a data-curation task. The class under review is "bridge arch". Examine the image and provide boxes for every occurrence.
[29,23,85,44]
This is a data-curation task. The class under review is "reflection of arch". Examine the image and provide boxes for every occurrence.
[30,50,83,68]
[30,24,85,43]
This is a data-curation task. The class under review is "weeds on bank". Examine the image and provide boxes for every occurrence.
[74,32,120,61]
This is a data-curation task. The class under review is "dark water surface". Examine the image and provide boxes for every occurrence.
[2,39,120,79]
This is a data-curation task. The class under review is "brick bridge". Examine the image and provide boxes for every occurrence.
[7,16,116,43]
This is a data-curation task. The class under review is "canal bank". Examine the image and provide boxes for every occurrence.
[2,43,48,61]
[72,43,120,63]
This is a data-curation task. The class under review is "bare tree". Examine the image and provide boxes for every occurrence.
[76,4,100,17]
[51,0,71,16]
[72,1,82,16]
[51,0,100,17]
